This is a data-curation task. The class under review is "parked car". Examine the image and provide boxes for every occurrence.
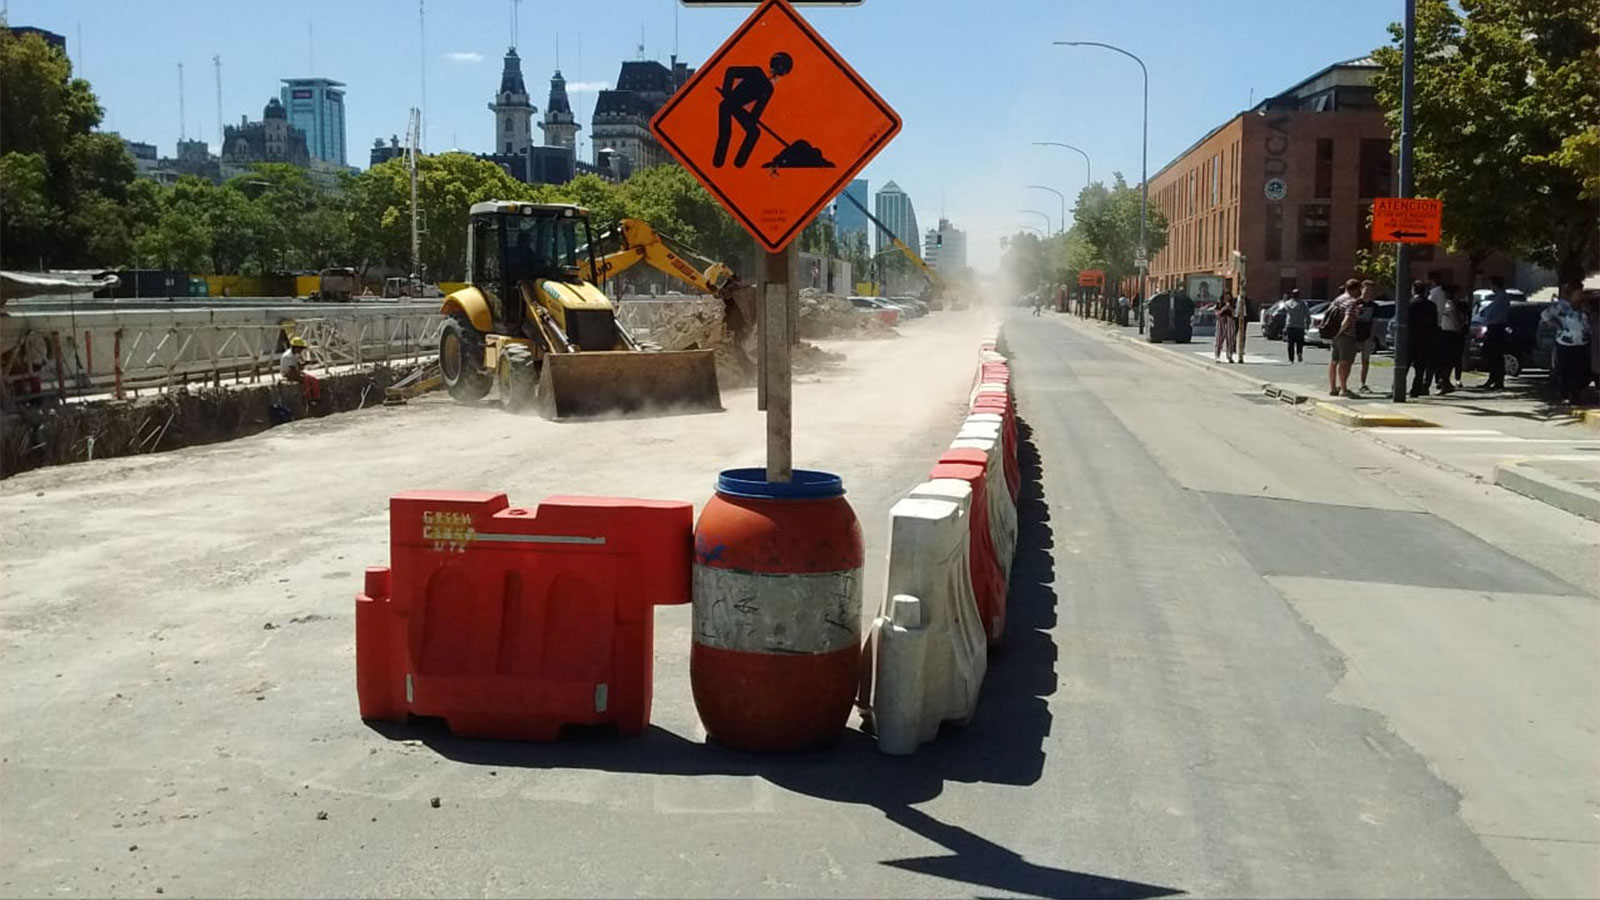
[848,295,900,326]
[891,295,930,317]
[1471,288,1526,320]
[1465,300,1556,378]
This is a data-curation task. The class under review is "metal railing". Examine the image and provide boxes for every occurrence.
[1,313,444,410]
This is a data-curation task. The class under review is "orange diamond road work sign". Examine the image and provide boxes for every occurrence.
[651,0,901,253]
[1372,197,1442,244]
[1078,270,1105,287]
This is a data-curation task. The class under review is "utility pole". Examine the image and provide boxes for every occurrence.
[1391,0,1417,403]
[407,107,423,288]
[213,55,223,149]
[418,0,428,153]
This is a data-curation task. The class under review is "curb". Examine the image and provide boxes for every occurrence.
[1313,402,1440,428]
[1493,461,1600,523]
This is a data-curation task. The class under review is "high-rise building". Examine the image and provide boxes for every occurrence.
[540,70,580,151]
[280,78,347,166]
[591,58,693,174]
[924,218,967,271]
[834,178,869,238]
[488,48,536,157]
[874,181,918,256]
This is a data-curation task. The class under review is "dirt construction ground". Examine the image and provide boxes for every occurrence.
[0,310,999,898]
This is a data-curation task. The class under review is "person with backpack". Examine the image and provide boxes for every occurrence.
[1325,278,1362,396]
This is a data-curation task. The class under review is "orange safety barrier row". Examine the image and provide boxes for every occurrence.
[356,490,693,741]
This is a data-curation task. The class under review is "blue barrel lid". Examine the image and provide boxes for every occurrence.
[716,467,845,500]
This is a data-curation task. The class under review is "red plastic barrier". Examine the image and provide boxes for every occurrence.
[356,490,693,741]
[973,395,1019,499]
[930,460,1006,646]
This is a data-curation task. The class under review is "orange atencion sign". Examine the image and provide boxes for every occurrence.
[1372,197,1442,244]
[1078,270,1105,287]
[650,0,901,253]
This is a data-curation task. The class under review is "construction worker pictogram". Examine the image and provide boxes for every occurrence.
[652,0,900,252]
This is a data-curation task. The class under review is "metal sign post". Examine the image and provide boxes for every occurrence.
[763,248,794,482]
[1391,0,1417,403]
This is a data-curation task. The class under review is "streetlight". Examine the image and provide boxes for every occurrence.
[1024,185,1066,235]
[1032,141,1092,190]
[1020,208,1052,235]
[1054,40,1148,329]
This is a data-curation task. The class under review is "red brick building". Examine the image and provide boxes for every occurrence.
[1145,57,1504,307]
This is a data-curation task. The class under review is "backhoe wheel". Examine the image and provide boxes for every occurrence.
[497,342,538,412]
[440,312,492,402]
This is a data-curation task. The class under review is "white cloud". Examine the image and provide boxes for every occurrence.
[564,81,611,93]
[444,51,484,63]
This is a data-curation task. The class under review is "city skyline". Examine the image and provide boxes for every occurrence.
[8,0,1399,269]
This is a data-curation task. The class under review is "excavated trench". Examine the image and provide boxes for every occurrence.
[0,365,420,479]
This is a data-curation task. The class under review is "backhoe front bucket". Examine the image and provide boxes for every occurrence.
[536,349,723,419]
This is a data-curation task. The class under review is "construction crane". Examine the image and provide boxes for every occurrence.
[835,190,957,309]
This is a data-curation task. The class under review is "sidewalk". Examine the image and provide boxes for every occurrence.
[1060,312,1600,522]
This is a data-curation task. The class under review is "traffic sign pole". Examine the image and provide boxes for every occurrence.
[1392,0,1417,404]
[763,248,794,482]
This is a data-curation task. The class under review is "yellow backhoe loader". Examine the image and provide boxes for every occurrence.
[436,201,721,418]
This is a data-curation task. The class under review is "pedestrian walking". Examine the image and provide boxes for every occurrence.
[1032,292,1044,316]
[1542,281,1594,405]
[1354,279,1380,393]
[1326,278,1362,397]
[1235,291,1250,359]
[1214,289,1238,363]
[1428,271,1460,394]
[1477,275,1513,390]
[1281,289,1309,362]
[1403,279,1436,397]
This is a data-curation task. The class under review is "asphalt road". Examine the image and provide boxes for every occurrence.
[2,307,1594,898]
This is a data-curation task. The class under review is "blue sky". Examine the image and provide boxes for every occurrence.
[12,0,1400,268]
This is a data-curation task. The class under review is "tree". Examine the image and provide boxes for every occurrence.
[1372,0,1600,284]
[348,153,532,281]
[1071,175,1170,292]
[0,26,136,268]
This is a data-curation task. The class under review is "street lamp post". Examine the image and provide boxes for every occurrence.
[1032,141,1092,191]
[1024,185,1067,235]
[1020,208,1053,236]
[1054,41,1148,333]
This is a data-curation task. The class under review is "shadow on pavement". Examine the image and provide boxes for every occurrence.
[369,417,1183,900]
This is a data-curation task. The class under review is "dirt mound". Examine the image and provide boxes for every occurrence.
[798,288,898,340]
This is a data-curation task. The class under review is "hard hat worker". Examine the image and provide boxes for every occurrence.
[714,52,792,169]
[279,336,323,404]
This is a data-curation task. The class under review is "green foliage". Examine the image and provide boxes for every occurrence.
[1070,175,1170,290]
[0,26,136,268]
[1372,0,1600,281]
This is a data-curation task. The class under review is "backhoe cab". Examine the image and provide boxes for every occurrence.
[436,201,721,418]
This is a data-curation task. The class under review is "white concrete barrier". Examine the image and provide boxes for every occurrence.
[865,492,988,755]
